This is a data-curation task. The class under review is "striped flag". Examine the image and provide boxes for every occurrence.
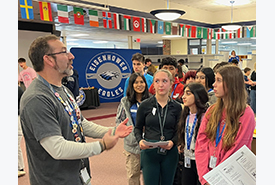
[39,2,52,21]
[179,24,184,36]
[20,0,34,19]
[57,4,69,23]
[113,13,121,29]
[148,19,156,33]
[89,10,99,27]
[141,18,147,32]
[185,25,191,37]
[102,12,112,28]
[123,15,131,30]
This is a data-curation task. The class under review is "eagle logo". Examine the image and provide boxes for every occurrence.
[99,71,120,81]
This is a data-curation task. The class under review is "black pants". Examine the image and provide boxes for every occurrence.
[181,157,201,185]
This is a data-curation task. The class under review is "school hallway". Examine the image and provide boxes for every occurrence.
[18,102,144,185]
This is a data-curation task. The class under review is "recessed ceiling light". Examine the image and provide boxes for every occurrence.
[71,34,89,37]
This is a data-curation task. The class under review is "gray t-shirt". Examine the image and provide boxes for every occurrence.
[20,78,89,185]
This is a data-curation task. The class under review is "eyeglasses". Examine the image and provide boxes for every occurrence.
[46,50,69,56]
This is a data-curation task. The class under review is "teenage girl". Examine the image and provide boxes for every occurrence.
[195,65,256,185]
[134,69,182,185]
[177,82,209,185]
[116,73,149,185]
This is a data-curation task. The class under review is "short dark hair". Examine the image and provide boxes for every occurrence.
[18,58,26,63]
[126,73,150,105]
[231,59,239,65]
[244,67,251,73]
[145,58,152,64]
[178,59,185,65]
[131,53,145,64]
[161,57,177,68]
[28,35,59,72]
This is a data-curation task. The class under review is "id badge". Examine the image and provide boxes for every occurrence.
[80,167,91,185]
[157,147,167,155]
[209,156,217,169]
[184,156,191,168]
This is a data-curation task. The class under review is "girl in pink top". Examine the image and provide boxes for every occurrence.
[195,65,256,185]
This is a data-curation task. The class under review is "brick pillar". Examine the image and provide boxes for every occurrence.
[163,39,171,55]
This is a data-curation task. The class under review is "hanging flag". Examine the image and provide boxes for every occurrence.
[39,2,52,21]
[212,29,217,39]
[123,15,131,30]
[185,25,191,37]
[165,22,171,35]
[73,7,84,25]
[179,24,184,36]
[113,13,121,29]
[196,27,202,38]
[20,0,34,19]
[57,4,69,23]
[172,23,178,35]
[202,28,208,39]
[246,26,255,38]
[207,28,213,39]
[141,18,147,32]
[215,28,221,40]
[89,10,99,27]
[158,21,164,34]
[191,26,197,38]
[103,12,112,29]
[148,19,156,33]
[222,28,229,39]
[133,17,141,32]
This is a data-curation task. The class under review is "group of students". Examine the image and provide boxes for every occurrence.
[19,35,256,185]
[117,53,256,185]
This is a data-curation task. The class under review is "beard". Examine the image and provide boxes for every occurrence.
[54,60,74,76]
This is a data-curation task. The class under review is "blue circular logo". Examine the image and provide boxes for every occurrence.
[85,51,131,100]
[76,89,86,106]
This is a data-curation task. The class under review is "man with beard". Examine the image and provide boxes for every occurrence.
[20,35,133,185]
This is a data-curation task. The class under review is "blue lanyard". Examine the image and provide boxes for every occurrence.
[186,114,197,150]
[215,121,226,147]
[37,75,84,142]
[170,84,178,98]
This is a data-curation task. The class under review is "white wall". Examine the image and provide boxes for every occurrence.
[18,30,51,73]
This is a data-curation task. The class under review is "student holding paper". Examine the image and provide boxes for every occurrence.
[177,82,209,185]
[195,65,256,185]
[134,69,182,185]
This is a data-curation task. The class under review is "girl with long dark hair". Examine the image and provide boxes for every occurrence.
[116,73,150,185]
[177,82,209,185]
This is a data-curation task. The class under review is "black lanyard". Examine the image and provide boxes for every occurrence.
[155,96,169,141]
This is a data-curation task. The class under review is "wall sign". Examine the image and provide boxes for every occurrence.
[71,48,140,102]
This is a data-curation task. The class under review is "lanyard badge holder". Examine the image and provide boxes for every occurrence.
[156,97,169,155]
[209,121,226,169]
[185,114,197,168]
[80,159,91,185]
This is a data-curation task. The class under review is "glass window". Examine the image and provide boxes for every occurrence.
[189,39,200,45]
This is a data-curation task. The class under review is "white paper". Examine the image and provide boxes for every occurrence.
[203,145,256,185]
[143,141,169,148]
